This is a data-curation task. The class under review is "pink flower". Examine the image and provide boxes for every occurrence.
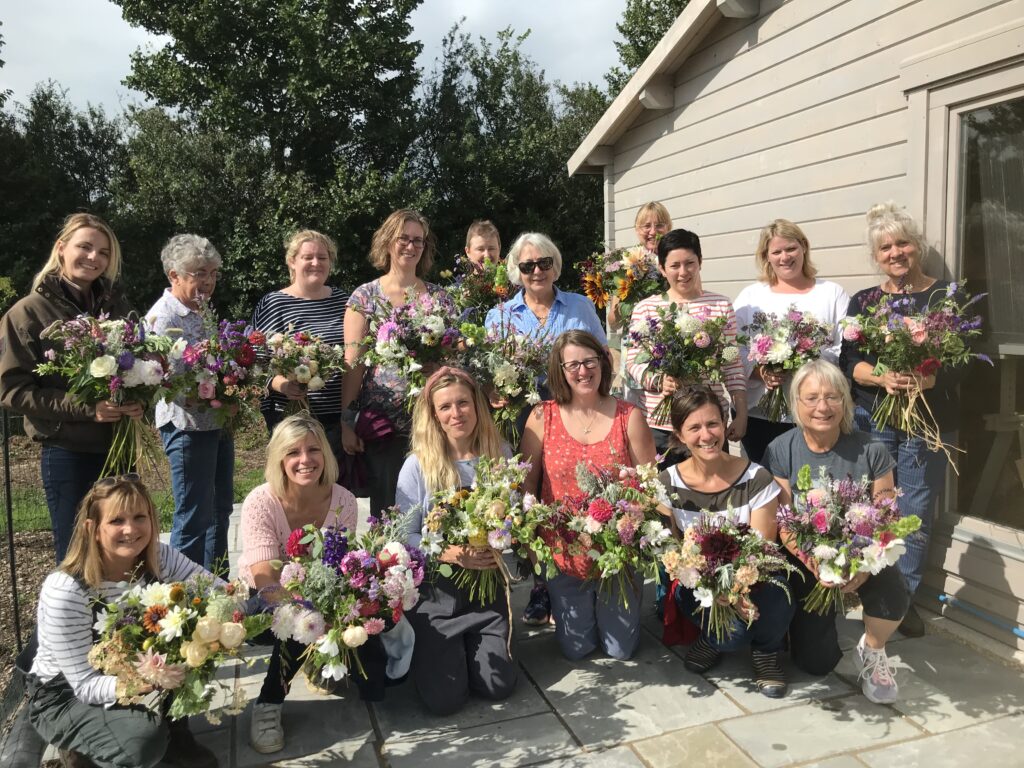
[364,618,386,635]
[754,336,773,356]
[587,498,615,524]
[812,510,830,534]
[805,488,828,508]
[693,331,711,348]
[903,317,928,345]
[134,648,187,690]
[842,323,863,342]
[197,379,216,399]
[376,321,399,343]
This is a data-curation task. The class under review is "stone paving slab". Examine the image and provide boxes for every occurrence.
[519,630,744,748]
[380,712,578,768]
[857,712,1023,768]
[703,652,855,714]
[718,697,922,768]
[537,745,647,767]
[632,724,758,768]
[796,757,868,768]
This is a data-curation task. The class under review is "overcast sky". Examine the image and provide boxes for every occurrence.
[1,0,627,114]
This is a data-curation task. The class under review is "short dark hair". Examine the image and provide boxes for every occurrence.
[657,228,702,266]
[546,330,612,404]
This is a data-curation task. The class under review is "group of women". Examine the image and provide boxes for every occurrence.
[0,200,955,767]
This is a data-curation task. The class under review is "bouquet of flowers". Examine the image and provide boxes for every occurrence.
[661,512,795,642]
[441,255,514,320]
[421,455,532,605]
[264,326,347,413]
[777,465,920,615]
[628,302,740,422]
[36,314,175,476]
[360,289,463,401]
[579,246,662,327]
[741,305,834,421]
[168,308,266,428]
[270,506,426,683]
[459,323,549,439]
[841,282,987,452]
[528,462,672,607]
[89,575,272,721]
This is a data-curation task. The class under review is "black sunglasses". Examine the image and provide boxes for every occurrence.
[518,257,554,274]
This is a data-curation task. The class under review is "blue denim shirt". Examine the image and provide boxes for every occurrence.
[484,287,607,345]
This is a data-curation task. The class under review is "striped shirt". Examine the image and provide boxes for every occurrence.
[625,291,746,431]
[658,461,780,530]
[30,542,209,705]
[251,287,349,421]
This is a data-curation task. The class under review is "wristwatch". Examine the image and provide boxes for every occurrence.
[340,407,358,428]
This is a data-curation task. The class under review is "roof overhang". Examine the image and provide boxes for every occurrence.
[568,0,760,175]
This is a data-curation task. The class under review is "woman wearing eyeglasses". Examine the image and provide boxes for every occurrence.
[519,331,657,660]
[341,209,453,517]
[763,360,909,705]
[146,235,234,575]
[484,232,606,346]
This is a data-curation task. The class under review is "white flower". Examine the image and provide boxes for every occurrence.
[157,606,194,642]
[811,544,839,562]
[526,391,541,405]
[321,660,348,681]
[421,315,445,335]
[817,562,846,585]
[169,338,188,360]
[406,360,423,373]
[93,607,112,635]
[693,586,714,608]
[342,625,368,648]
[292,608,326,645]
[271,603,301,640]
[675,312,701,334]
[380,541,411,568]
[138,359,165,386]
[584,516,604,534]
[766,341,792,365]
[678,566,701,589]
[140,582,171,607]
[293,364,312,384]
[89,355,118,378]
[307,375,326,391]
[218,622,246,650]
[492,362,518,390]
[721,346,739,363]
[316,633,339,658]
[859,540,905,575]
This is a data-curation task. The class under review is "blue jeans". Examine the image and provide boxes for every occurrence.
[159,425,234,573]
[41,446,106,563]
[674,581,794,653]
[546,571,643,660]
[854,406,951,596]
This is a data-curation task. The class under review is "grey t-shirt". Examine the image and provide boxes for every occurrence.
[763,429,895,489]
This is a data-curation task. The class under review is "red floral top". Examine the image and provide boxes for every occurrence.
[540,398,635,579]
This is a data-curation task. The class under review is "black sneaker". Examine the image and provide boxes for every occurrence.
[751,650,787,699]
[522,585,551,626]
[163,718,218,768]
[898,604,925,638]
[683,635,722,674]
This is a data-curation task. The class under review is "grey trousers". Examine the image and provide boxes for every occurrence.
[405,573,518,715]
[547,571,643,661]
[28,674,168,768]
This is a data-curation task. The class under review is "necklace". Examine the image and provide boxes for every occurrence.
[576,408,598,435]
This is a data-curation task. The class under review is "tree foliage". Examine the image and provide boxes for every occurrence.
[605,0,690,95]
[0,25,13,108]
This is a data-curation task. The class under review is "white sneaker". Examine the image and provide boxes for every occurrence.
[856,634,899,704]
[250,702,284,754]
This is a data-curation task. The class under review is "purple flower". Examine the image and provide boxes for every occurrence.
[44,348,57,361]
[108,376,123,394]
[322,527,349,570]
[116,350,135,370]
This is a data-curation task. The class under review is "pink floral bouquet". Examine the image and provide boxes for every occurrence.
[528,462,672,608]
[777,464,920,615]
[36,314,176,475]
[628,302,740,422]
[841,283,987,452]
[661,512,794,642]
[741,305,834,421]
[89,575,272,721]
[360,289,462,402]
[265,326,346,413]
[270,506,426,682]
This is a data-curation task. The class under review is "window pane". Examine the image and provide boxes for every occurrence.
[956,95,1024,528]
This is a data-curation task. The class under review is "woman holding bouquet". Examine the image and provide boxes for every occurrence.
[0,213,143,562]
[520,330,657,660]
[251,230,349,447]
[28,475,218,768]
[763,360,909,704]
[658,385,792,697]
[147,234,234,574]
[341,209,452,517]
[839,203,959,638]
[606,201,672,331]
[238,413,359,753]
[626,228,748,457]
[734,219,849,463]
[394,366,518,715]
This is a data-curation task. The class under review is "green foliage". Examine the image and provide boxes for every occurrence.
[0,25,12,108]
[606,0,690,95]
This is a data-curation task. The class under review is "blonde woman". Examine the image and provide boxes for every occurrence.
[395,367,517,715]
[238,413,358,754]
[607,201,672,330]
[0,213,142,562]
[28,476,217,768]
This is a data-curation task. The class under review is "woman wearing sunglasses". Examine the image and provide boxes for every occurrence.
[519,331,656,660]
[484,232,606,346]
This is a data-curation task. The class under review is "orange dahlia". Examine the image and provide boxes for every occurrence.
[142,605,168,634]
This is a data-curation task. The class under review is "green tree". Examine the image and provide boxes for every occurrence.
[0,24,13,108]
[113,0,422,181]
[606,0,690,95]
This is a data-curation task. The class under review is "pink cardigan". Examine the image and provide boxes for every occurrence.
[237,483,358,588]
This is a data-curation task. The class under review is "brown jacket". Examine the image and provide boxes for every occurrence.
[0,273,133,452]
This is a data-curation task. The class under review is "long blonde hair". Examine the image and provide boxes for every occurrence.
[411,367,505,494]
[32,213,122,291]
[61,477,161,589]
[265,413,339,498]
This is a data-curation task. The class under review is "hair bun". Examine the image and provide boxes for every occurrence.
[866,201,901,225]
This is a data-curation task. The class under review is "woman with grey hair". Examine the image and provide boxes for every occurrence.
[763,359,909,704]
[146,234,235,573]
[484,232,607,345]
